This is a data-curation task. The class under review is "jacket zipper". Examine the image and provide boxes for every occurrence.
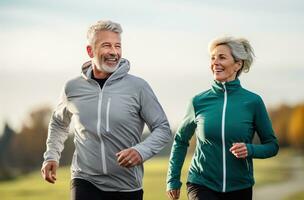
[92,65,123,174]
[97,91,108,174]
[246,159,249,171]
[106,98,111,132]
[221,83,227,192]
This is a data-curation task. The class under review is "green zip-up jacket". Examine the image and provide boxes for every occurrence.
[167,79,279,193]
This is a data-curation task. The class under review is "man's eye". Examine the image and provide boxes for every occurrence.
[102,44,111,48]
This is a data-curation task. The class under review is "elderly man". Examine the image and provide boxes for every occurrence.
[41,20,172,200]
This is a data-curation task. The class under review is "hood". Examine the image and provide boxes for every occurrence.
[81,58,130,85]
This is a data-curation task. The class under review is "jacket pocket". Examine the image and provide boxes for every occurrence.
[245,158,249,171]
[106,97,111,133]
[133,165,142,187]
[195,116,206,141]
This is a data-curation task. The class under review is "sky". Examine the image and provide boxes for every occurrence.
[0,0,304,131]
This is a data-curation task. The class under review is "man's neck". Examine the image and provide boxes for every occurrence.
[92,67,111,79]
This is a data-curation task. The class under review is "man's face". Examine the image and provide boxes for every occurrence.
[92,30,122,73]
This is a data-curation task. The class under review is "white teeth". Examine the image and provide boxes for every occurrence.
[215,69,223,72]
[106,58,116,61]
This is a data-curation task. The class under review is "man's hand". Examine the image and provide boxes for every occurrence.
[116,148,142,168]
[41,161,58,184]
[167,189,180,200]
[229,143,248,159]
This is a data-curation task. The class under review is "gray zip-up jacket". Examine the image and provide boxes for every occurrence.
[43,58,172,191]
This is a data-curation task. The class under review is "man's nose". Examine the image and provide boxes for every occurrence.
[109,46,118,55]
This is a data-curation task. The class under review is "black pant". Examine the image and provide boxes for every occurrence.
[71,178,143,200]
[187,182,252,200]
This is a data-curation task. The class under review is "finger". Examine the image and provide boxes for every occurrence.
[117,149,135,166]
[233,151,247,158]
[118,154,130,166]
[51,167,57,181]
[167,191,172,200]
[41,167,46,177]
[169,190,179,199]
[174,190,180,199]
[115,151,121,157]
[46,166,56,183]
[118,153,132,167]
[168,191,174,200]
[232,147,247,154]
[236,152,248,158]
[176,190,180,198]
[116,151,126,163]
[230,143,246,152]
[118,158,129,167]
[124,158,134,168]
[45,170,55,183]
[127,152,140,165]
[229,143,242,151]
[129,149,142,164]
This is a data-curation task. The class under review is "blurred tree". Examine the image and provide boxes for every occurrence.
[288,104,304,149]
[9,105,74,173]
[9,106,52,172]
[269,104,293,147]
[0,122,15,180]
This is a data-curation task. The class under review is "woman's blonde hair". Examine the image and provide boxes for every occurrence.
[209,36,255,77]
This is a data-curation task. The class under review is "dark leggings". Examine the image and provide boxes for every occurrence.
[187,182,252,200]
[71,178,143,200]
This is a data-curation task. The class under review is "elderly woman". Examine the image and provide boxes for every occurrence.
[166,36,279,200]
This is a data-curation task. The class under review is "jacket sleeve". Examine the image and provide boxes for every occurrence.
[246,96,279,159]
[166,99,197,191]
[43,85,72,165]
[132,81,172,162]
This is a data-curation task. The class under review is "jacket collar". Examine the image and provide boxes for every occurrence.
[211,78,241,94]
[81,58,130,85]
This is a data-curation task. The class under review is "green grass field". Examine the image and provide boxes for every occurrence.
[0,149,295,200]
[284,191,304,200]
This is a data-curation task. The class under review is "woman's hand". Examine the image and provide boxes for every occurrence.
[229,143,248,158]
[167,189,180,200]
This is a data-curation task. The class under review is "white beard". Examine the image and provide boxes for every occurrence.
[93,56,120,73]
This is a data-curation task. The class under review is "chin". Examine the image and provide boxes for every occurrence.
[214,76,223,82]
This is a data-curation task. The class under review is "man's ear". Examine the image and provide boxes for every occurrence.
[86,45,94,58]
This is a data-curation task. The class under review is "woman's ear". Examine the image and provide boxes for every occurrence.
[235,60,243,71]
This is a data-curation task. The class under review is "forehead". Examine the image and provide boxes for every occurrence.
[211,44,231,55]
[95,30,121,43]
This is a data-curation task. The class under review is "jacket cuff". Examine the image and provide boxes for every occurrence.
[43,151,60,165]
[42,159,59,167]
[131,145,151,162]
[246,144,254,158]
[166,181,182,191]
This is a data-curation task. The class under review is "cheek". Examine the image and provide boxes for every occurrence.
[210,64,214,72]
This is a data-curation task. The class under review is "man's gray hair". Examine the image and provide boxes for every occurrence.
[87,20,123,46]
[208,36,255,77]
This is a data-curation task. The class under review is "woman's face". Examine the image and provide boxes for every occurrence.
[210,44,242,82]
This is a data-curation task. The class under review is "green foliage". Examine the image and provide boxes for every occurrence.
[288,104,304,149]
[269,104,292,147]
[269,103,304,149]
[0,123,15,180]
